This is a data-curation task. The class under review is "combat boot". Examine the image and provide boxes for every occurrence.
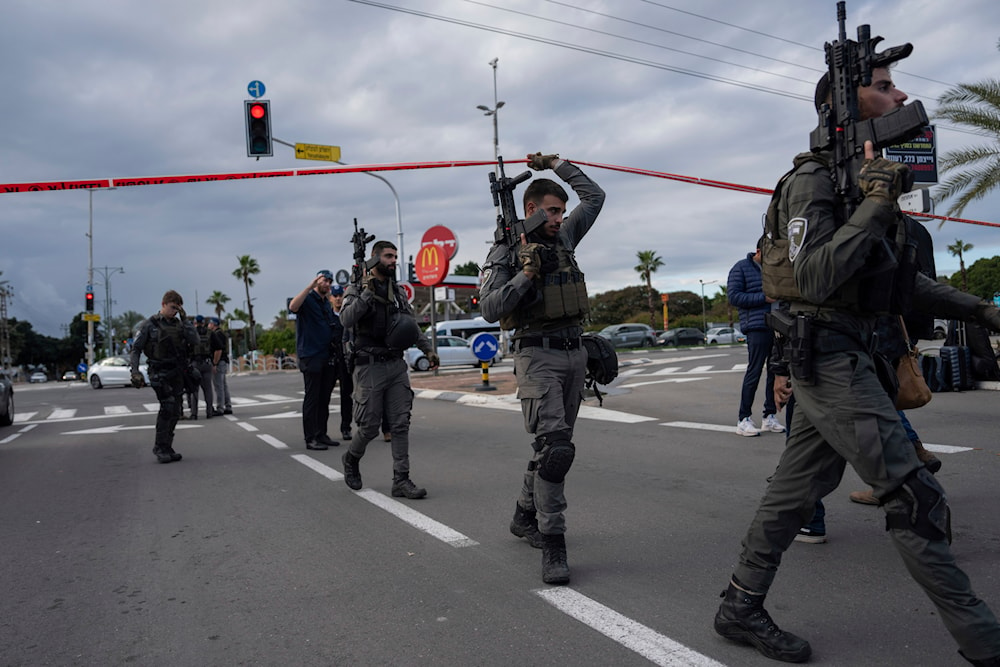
[341,451,362,490]
[714,579,811,663]
[913,439,942,474]
[391,475,427,499]
[153,446,173,464]
[510,504,544,548]
[165,446,182,462]
[960,650,1000,666]
[541,533,570,585]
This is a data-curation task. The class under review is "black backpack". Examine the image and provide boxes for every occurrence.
[581,333,619,405]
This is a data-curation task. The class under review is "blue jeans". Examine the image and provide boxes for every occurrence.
[739,329,777,421]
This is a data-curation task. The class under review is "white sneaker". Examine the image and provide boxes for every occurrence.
[762,414,786,433]
[736,417,760,437]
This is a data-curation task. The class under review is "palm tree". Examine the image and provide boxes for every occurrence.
[947,239,974,292]
[232,256,261,350]
[206,291,230,320]
[933,64,1000,220]
[634,250,665,328]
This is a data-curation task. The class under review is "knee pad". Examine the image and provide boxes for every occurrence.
[537,436,575,484]
[884,468,951,542]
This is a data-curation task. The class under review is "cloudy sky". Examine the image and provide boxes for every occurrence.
[3,0,999,339]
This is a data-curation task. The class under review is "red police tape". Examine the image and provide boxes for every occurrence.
[1,158,996,228]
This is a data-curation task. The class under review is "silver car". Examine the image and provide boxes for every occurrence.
[87,356,150,389]
[706,327,746,344]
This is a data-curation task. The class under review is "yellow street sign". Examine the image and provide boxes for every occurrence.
[83,313,101,322]
[294,143,341,162]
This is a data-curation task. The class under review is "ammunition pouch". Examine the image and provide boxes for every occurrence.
[766,311,814,385]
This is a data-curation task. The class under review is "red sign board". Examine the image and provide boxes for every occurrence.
[421,225,458,259]
[415,244,450,286]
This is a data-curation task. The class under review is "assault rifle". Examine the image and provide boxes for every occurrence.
[809,1,929,220]
[350,217,377,288]
[490,156,547,253]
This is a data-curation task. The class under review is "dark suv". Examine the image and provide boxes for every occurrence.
[656,328,706,347]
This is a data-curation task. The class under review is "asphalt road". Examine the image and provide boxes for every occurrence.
[2,347,998,666]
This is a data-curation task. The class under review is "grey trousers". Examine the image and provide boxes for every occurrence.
[733,347,1000,659]
[348,357,415,477]
[513,345,588,535]
[213,360,231,411]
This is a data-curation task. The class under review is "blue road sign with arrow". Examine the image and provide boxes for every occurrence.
[471,333,499,362]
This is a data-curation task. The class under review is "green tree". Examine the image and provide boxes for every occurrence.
[206,291,230,320]
[947,239,974,292]
[232,256,260,350]
[949,255,1000,300]
[452,261,480,277]
[933,60,1000,218]
[634,250,665,328]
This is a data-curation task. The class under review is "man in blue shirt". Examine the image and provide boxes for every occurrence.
[289,270,339,450]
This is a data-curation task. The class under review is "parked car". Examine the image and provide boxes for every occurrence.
[933,319,948,340]
[0,369,14,426]
[656,327,706,347]
[29,371,48,383]
[706,327,746,345]
[596,323,657,348]
[60,370,79,382]
[405,335,502,372]
[87,356,149,389]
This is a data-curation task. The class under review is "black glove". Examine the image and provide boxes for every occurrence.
[130,372,145,389]
[527,152,559,171]
[859,157,911,204]
[974,303,1000,332]
[177,306,187,320]
[425,352,440,369]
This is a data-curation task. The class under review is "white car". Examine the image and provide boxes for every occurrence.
[29,371,48,383]
[706,327,746,345]
[88,356,149,389]
[405,335,502,372]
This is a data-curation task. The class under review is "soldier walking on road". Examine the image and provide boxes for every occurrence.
[480,152,605,585]
[131,290,199,464]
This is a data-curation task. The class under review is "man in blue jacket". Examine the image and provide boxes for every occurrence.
[727,239,784,437]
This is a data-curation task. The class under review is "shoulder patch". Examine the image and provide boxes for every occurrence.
[787,217,808,262]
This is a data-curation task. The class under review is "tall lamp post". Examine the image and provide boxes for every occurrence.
[86,187,117,367]
[95,266,124,357]
[476,57,505,173]
[699,279,718,334]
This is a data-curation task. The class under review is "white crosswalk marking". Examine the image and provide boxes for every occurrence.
[105,405,131,415]
[255,394,295,401]
[48,409,76,420]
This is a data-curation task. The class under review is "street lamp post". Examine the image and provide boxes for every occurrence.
[699,279,718,334]
[476,57,505,173]
[95,266,124,357]
[86,187,117,368]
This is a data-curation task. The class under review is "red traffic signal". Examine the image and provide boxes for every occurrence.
[245,100,273,157]
[85,292,94,312]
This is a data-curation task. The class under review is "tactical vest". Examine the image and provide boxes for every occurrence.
[353,279,418,350]
[500,243,589,331]
[192,325,212,358]
[761,151,916,315]
[142,314,188,363]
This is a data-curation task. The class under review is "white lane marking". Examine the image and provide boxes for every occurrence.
[13,411,37,423]
[621,377,707,388]
[253,411,301,419]
[62,424,201,435]
[105,405,131,415]
[355,489,479,548]
[237,421,258,432]
[536,588,725,667]
[143,403,159,411]
[661,422,976,453]
[48,409,76,420]
[450,392,657,424]
[257,434,288,450]
[651,367,681,375]
[255,394,295,401]
[688,365,714,374]
[289,454,479,548]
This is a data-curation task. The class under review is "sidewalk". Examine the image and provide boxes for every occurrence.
[408,367,517,395]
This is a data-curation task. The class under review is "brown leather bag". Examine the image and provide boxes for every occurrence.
[895,316,932,410]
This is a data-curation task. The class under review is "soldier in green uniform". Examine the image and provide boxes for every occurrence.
[713,45,1000,665]
[131,290,199,464]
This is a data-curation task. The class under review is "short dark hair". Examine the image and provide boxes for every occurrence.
[371,240,397,257]
[523,178,568,212]
[162,290,183,306]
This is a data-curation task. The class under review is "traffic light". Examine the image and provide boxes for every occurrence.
[85,292,94,312]
[245,100,273,157]
[469,295,480,310]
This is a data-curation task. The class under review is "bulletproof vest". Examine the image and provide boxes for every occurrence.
[192,325,212,358]
[501,242,589,331]
[354,278,411,349]
[143,314,188,363]
[762,151,916,315]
